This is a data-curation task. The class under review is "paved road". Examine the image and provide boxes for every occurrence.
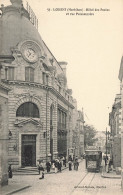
[11,160,122,195]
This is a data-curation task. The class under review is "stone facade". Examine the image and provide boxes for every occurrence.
[0,1,77,170]
[0,82,10,185]
[109,94,121,168]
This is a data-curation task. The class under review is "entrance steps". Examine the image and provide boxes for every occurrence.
[13,167,39,175]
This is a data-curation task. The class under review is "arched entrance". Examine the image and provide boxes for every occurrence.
[16,102,40,167]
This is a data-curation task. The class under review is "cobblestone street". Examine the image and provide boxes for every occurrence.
[3,160,122,195]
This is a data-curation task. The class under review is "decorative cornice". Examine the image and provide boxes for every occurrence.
[2,80,74,109]
[48,87,74,109]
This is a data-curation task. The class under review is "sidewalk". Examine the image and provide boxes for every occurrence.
[1,159,83,195]
[1,163,69,195]
[1,183,31,195]
[101,167,121,179]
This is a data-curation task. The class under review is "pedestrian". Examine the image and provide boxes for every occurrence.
[68,160,72,171]
[54,159,58,173]
[64,157,66,167]
[74,159,79,171]
[58,160,62,172]
[101,155,105,173]
[104,156,107,171]
[8,165,12,178]
[46,161,51,173]
[110,158,113,171]
[68,155,72,161]
[38,162,44,179]
[106,156,110,173]
[52,160,55,169]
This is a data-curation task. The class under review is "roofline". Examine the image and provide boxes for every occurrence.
[42,40,63,71]
[118,56,123,81]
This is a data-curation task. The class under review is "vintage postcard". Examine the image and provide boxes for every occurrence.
[0,0,123,195]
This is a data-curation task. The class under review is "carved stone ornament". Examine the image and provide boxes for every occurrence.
[49,58,54,65]
[57,73,67,86]
[14,118,43,128]
[14,92,43,101]
[47,66,56,76]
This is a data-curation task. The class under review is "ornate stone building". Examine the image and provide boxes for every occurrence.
[0,0,75,169]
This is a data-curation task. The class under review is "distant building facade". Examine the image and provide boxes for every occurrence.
[118,56,123,188]
[72,100,84,159]
[109,94,121,168]
[93,131,106,152]
[0,0,78,169]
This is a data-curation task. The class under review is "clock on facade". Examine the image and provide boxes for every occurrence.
[24,48,38,63]
[19,40,42,63]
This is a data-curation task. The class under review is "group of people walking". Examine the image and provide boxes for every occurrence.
[8,155,79,181]
[38,157,67,179]
[38,155,79,179]
[68,156,79,171]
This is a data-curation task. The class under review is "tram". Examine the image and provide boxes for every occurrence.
[85,147,102,172]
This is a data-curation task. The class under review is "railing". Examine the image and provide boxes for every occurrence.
[23,0,38,30]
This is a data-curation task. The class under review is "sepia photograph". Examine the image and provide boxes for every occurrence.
[0,0,123,195]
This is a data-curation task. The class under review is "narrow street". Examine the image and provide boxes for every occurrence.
[10,160,122,195]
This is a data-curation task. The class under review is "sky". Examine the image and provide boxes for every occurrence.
[1,0,123,132]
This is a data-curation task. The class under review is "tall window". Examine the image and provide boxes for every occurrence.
[58,108,67,130]
[25,67,34,82]
[50,105,53,125]
[16,102,39,118]
[5,67,14,80]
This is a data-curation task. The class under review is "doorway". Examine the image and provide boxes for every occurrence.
[21,135,36,167]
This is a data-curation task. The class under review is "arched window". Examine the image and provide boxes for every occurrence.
[16,102,39,118]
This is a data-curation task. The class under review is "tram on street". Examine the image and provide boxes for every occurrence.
[85,147,102,172]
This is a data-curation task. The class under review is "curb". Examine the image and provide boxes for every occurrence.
[4,185,31,195]
[101,173,121,179]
